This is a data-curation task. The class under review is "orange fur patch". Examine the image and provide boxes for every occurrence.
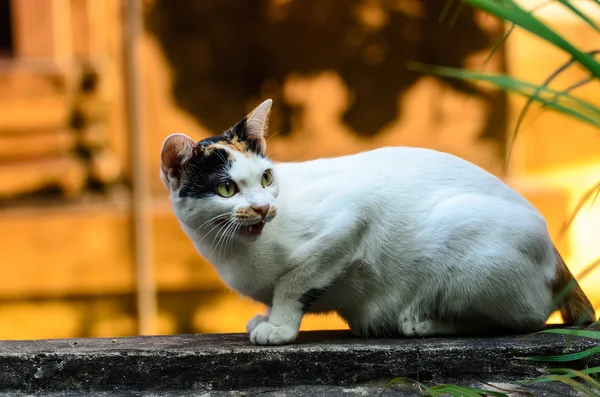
[203,136,255,158]
[552,246,595,325]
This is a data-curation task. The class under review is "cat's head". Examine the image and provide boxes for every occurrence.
[161,99,278,242]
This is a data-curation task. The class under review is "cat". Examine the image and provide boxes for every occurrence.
[161,99,596,345]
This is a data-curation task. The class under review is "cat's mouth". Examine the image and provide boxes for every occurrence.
[213,218,267,237]
[239,220,265,236]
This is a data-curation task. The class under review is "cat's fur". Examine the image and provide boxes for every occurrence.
[161,99,596,345]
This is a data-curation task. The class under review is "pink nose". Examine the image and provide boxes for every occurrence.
[252,205,270,219]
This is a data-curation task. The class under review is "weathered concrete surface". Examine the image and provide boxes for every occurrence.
[0,382,588,397]
[0,330,597,395]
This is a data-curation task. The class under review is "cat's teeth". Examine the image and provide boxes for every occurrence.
[248,226,253,233]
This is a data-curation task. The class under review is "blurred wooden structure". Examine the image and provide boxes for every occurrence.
[0,0,125,199]
[0,0,137,338]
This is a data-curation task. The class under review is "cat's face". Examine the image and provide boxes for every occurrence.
[161,100,278,242]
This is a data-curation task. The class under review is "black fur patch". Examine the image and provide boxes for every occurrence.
[225,117,265,156]
[199,134,228,147]
[178,145,231,198]
[228,117,247,140]
[299,287,327,313]
[177,116,265,198]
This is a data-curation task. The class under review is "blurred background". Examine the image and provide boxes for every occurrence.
[0,0,598,340]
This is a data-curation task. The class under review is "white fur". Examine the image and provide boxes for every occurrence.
[165,143,558,345]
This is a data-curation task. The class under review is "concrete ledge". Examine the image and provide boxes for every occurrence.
[0,330,598,395]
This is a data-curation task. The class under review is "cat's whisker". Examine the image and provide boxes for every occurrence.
[210,218,236,257]
[196,212,231,230]
[193,213,232,235]
[227,223,241,252]
[213,221,230,261]
[266,128,285,143]
[194,216,235,246]
[217,222,235,261]
[216,220,239,262]
[207,219,229,252]
[217,221,238,263]
[195,221,226,243]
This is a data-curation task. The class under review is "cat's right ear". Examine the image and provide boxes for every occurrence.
[160,133,197,190]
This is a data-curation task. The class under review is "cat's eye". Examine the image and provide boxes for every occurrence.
[261,169,273,187]
[216,181,238,198]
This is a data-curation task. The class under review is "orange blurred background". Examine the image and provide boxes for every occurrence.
[0,0,598,340]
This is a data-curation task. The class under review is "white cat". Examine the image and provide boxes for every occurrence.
[161,99,595,345]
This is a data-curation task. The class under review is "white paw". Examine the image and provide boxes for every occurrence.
[249,321,297,345]
[246,313,269,334]
[401,318,451,337]
[414,320,441,337]
[400,317,418,337]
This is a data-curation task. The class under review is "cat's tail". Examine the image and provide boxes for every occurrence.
[552,246,596,325]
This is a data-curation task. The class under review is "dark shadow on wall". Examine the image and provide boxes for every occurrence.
[145,0,507,149]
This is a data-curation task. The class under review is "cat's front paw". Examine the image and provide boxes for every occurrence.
[249,321,297,345]
[401,318,454,337]
[246,313,269,334]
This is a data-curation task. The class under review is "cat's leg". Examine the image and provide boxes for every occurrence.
[249,273,342,345]
[249,218,357,345]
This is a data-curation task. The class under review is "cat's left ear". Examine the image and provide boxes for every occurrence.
[160,133,197,190]
[230,99,272,154]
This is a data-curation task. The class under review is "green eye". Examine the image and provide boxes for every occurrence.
[216,181,237,198]
[261,169,273,187]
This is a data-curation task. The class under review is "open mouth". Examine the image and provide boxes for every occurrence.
[240,220,265,236]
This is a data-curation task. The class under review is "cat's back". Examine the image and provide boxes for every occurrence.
[274,146,529,209]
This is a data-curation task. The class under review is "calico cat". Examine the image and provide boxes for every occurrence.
[161,99,596,345]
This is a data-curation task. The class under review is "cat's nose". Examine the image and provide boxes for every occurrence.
[252,204,270,219]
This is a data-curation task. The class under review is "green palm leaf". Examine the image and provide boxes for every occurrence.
[525,344,600,362]
[407,62,600,128]
[533,328,600,340]
[461,0,600,77]
[526,374,598,396]
[555,0,600,35]
[528,366,600,384]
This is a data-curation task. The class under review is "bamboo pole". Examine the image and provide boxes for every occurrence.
[124,0,157,335]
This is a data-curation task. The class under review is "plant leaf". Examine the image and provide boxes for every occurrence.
[383,377,415,392]
[525,344,600,362]
[507,50,600,166]
[524,374,598,397]
[550,76,596,107]
[471,378,534,396]
[533,328,600,340]
[469,388,511,397]
[482,23,515,67]
[482,0,555,67]
[383,377,442,397]
[555,0,600,34]
[433,385,485,397]
[528,366,600,383]
[440,0,456,23]
[421,384,442,397]
[459,0,600,77]
[549,368,600,390]
[449,1,466,27]
[407,63,600,128]
[558,181,600,241]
